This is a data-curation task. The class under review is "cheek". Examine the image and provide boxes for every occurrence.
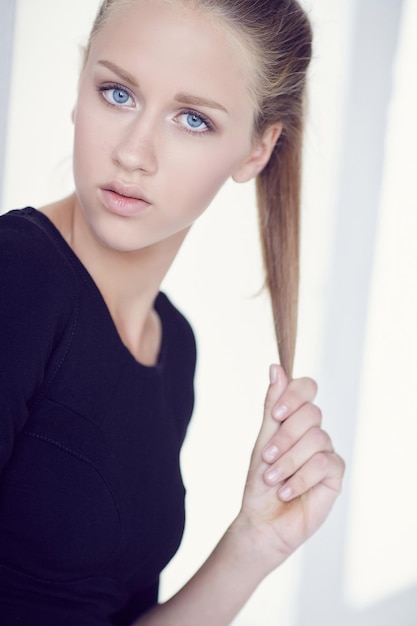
[164,141,247,202]
[73,92,110,152]
[166,159,229,215]
[74,115,101,151]
[73,114,110,183]
[73,114,92,163]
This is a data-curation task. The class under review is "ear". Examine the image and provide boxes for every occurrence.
[232,123,283,183]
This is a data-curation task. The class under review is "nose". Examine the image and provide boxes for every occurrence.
[111,115,158,175]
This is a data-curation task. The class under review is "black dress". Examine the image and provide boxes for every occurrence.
[0,208,196,625]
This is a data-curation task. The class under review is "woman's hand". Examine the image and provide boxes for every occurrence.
[234,364,345,570]
[136,365,344,626]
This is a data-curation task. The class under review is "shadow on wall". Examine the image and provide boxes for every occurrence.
[296,0,417,624]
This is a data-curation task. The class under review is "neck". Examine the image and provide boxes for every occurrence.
[40,193,189,364]
[61,193,186,301]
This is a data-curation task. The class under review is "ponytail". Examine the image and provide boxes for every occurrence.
[256,118,303,378]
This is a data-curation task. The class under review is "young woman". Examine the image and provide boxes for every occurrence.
[0,0,345,624]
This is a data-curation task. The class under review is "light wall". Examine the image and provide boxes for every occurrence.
[1,1,416,624]
[0,0,16,202]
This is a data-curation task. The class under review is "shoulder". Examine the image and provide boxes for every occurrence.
[157,292,196,348]
[0,208,77,294]
[0,208,78,327]
[156,292,197,439]
[156,291,197,371]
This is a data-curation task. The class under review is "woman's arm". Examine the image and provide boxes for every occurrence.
[0,213,76,472]
[135,365,345,626]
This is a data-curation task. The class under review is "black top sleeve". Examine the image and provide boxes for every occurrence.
[0,213,74,471]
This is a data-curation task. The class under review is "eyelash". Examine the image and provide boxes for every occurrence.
[178,110,214,135]
[97,83,135,108]
[96,82,215,136]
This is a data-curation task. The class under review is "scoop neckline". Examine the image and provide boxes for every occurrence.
[19,207,166,372]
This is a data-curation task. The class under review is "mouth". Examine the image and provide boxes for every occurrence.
[107,181,150,203]
[98,182,151,217]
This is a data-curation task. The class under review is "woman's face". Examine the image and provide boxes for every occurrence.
[72,0,266,253]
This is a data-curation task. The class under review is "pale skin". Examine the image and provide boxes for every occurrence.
[40,0,345,623]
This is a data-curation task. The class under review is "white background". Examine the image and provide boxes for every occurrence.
[1,0,416,624]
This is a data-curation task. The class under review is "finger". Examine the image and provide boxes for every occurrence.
[271,376,318,422]
[263,426,333,486]
[264,364,288,414]
[277,451,345,502]
[262,402,322,464]
[249,365,288,466]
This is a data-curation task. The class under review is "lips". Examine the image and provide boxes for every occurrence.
[98,182,151,217]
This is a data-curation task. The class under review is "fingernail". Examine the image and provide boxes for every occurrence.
[269,364,278,384]
[263,444,279,463]
[273,404,288,420]
[279,486,292,501]
[265,467,282,484]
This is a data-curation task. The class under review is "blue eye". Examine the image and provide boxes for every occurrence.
[178,110,213,134]
[99,84,134,108]
[111,88,130,104]
[187,113,205,129]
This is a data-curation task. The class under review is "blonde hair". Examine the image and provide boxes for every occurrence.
[85,0,312,376]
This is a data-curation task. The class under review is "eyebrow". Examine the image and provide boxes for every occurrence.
[97,60,139,87]
[174,93,228,114]
[97,59,228,114]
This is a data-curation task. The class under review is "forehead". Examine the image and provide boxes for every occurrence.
[88,0,257,111]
